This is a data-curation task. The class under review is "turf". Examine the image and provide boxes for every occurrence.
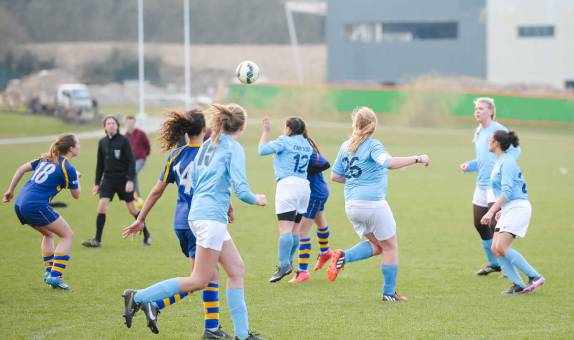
[0,117,573,339]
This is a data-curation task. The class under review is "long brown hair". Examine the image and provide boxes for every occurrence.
[204,103,246,144]
[42,134,77,162]
[347,107,377,153]
[158,109,205,152]
[285,116,320,155]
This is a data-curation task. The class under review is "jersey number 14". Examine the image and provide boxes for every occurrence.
[173,162,193,195]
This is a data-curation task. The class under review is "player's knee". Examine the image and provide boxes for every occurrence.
[491,244,505,257]
[226,261,245,280]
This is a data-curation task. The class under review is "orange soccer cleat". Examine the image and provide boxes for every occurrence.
[289,271,311,283]
[313,249,334,271]
[326,249,346,282]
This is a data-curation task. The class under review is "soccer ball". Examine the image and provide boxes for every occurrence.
[236,61,260,84]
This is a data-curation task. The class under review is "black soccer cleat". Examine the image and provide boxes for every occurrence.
[82,238,101,248]
[234,331,266,340]
[501,283,524,295]
[476,265,501,276]
[122,289,140,328]
[141,302,160,334]
[382,292,408,302]
[268,264,293,283]
[202,325,233,339]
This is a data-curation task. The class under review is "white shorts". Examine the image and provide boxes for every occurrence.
[345,200,397,241]
[495,200,532,238]
[189,220,231,251]
[275,176,311,215]
[472,187,496,207]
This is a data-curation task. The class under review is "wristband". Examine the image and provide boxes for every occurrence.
[415,155,420,163]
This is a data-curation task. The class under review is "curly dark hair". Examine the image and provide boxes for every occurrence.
[158,109,205,151]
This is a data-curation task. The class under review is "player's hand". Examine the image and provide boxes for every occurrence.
[122,220,145,239]
[255,194,267,206]
[418,154,430,166]
[125,181,134,193]
[2,191,14,203]
[227,205,235,224]
[495,210,502,222]
[480,211,494,225]
[460,163,468,173]
[262,116,271,133]
[92,185,100,195]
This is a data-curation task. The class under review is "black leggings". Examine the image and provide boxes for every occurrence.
[473,204,495,240]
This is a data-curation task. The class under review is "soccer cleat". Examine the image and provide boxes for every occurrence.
[143,237,152,246]
[43,271,51,285]
[501,284,524,295]
[382,292,408,302]
[122,289,140,328]
[327,249,345,282]
[202,326,233,339]
[268,264,293,283]
[234,331,266,340]
[45,276,70,290]
[523,276,545,294]
[82,238,101,248]
[289,271,310,283]
[313,249,334,271]
[141,302,160,334]
[476,265,501,276]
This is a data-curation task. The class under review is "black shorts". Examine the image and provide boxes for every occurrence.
[99,176,134,202]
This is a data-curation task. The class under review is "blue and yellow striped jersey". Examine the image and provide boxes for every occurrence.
[15,157,79,205]
[158,143,201,229]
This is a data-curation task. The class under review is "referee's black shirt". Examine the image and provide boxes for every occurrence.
[95,133,136,185]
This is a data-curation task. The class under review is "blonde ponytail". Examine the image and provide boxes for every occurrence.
[205,103,246,144]
[347,107,377,153]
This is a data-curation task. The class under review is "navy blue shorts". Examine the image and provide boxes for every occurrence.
[15,204,60,227]
[303,197,327,219]
[174,228,197,258]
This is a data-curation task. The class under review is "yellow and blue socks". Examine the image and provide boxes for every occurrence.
[317,226,330,254]
[506,248,540,278]
[297,238,312,272]
[345,241,373,263]
[203,282,220,331]
[497,255,526,288]
[43,253,54,278]
[134,278,181,303]
[278,232,293,268]
[480,239,499,268]
[227,288,249,340]
[381,264,398,296]
[290,234,300,264]
[153,292,189,309]
[50,253,69,278]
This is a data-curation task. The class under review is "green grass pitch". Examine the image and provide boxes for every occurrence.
[0,115,573,339]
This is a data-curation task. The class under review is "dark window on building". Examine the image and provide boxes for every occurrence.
[565,80,574,90]
[518,26,555,38]
[346,22,458,43]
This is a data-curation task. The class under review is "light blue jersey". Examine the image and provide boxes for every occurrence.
[259,134,313,181]
[490,153,528,204]
[465,121,521,189]
[189,134,257,224]
[332,138,391,202]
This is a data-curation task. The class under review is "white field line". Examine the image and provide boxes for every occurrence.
[0,118,571,145]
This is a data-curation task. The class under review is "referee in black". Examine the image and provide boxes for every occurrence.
[82,115,151,247]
